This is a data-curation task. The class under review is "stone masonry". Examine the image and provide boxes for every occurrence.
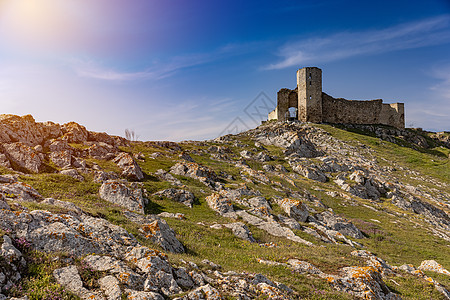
[268,67,405,128]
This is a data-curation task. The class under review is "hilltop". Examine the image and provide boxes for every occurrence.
[0,114,449,300]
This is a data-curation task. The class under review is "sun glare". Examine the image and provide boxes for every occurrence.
[0,0,83,50]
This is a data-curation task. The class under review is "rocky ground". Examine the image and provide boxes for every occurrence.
[0,114,449,299]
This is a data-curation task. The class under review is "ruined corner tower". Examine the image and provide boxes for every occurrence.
[297,67,322,123]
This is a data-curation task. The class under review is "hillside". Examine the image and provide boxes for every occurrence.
[0,114,449,300]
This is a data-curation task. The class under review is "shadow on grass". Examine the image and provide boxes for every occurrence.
[145,200,164,215]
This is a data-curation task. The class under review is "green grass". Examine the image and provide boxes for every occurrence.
[3,123,449,299]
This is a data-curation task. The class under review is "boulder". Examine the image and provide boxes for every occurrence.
[93,170,119,183]
[277,198,309,222]
[247,196,271,210]
[170,162,218,182]
[0,209,138,258]
[418,260,450,276]
[99,275,121,300]
[124,289,164,300]
[99,180,145,214]
[0,181,42,202]
[255,152,271,162]
[329,266,401,300]
[0,114,61,147]
[53,265,104,299]
[205,193,235,217]
[60,168,84,181]
[292,164,327,182]
[0,154,11,169]
[48,139,71,152]
[316,211,364,239]
[88,142,117,160]
[113,152,144,181]
[41,198,84,215]
[223,222,256,242]
[124,246,172,274]
[49,150,72,168]
[1,235,22,263]
[2,142,43,173]
[154,188,195,208]
[61,122,89,143]
[140,219,185,253]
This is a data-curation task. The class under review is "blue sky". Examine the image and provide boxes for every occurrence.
[0,0,449,140]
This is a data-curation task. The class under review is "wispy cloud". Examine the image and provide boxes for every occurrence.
[266,15,450,69]
[69,54,212,82]
[69,41,262,82]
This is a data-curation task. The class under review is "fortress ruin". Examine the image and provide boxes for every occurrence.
[268,67,405,128]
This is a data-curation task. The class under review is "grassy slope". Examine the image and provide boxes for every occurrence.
[2,125,449,299]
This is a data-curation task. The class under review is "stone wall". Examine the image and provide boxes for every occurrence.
[379,103,405,128]
[322,93,383,125]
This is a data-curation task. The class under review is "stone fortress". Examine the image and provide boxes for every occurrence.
[268,67,405,128]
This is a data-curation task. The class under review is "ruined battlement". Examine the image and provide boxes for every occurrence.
[268,67,405,128]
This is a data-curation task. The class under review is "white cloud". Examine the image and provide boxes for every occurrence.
[69,54,213,82]
[69,41,261,82]
[266,15,450,69]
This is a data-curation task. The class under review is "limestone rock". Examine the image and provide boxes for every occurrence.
[49,150,72,168]
[93,170,119,183]
[53,265,104,299]
[88,142,117,160]
[124,246,172,274]
[330,266,401,300]
[1,235,22,262]
[154,188,195,208]
[140,219,185,253]
[292,164,327,182]
[61,122,89,143]
[0,154,11,169]
[40,198,84,215]
[124,289,164,300]
[99,275,121,300]
[181,284,223,300]
[223,222,256,242]
[53,265,84,294]
[170,162,218,184]
[255,152,271,162]
[418,260,450,276]
[0,209,138,258]
[205,193,235,217]
[144,270,182,296]
[277,198,309,222]
[48,139,72,152]
[2,142,43,173]
[316,210,364,239]
[288,259,325,276]
[60,169,84,181]
[179,151,195,162]
[154,169,182,186]
[99,180,145,214]
[247,196,271,210]
[113,152,144,181]
[0,114,61,147]
[174,267,195,289]
[0,195,10,210]
[0,181,42,202]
